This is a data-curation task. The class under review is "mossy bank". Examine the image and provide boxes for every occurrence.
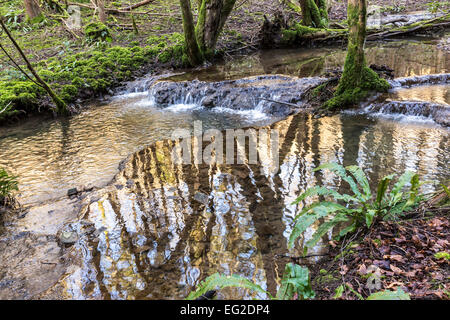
[0,31,188,123]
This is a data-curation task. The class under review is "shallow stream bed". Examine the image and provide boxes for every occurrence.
[0,37,448,299]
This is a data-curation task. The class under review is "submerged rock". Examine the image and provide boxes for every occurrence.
[59,231,77,245]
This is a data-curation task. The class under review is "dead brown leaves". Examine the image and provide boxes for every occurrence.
[318,210,449,300]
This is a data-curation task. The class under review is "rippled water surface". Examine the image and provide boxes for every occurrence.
[0,37,449,300]
[1,38,448,205]
[59,112,449,300]
[170,38,450,81]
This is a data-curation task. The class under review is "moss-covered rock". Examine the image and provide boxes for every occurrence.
[84,22,112,43]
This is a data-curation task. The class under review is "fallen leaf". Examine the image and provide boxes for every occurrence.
[357,264,367,275]
[385,281,405,289]
[390,265,403,275]
[383,254,405,263]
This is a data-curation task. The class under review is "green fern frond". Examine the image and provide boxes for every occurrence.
[314,163,363,200]
[289,202,348,248]
[346,165,371,200]
[292,186,358,205]
[305,212,349,249]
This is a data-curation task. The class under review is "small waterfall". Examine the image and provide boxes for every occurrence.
[364,101,450,126]
[144,75,327,118]
[389,74,450,89]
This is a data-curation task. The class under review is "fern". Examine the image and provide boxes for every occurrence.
[0,168,18,199]
[276,263,315,300]
[290,163,428,253]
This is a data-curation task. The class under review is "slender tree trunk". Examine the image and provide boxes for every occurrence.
[337,0,366,93]
[323,0,389,109]
[180,0,236,65]
[179,0,203,65]
[299,0,328,28]
[196,0,236,54]
[0,18,68,114]
[24,0,42,20]
[97,0,107,23]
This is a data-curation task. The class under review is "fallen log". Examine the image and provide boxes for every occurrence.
[120,0,156,11]
[261,12,450,48]
[68,0,155,14]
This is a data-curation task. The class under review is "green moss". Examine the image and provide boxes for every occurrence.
[60,85,78,102]
[0,28,190,121]
[311,83,327,97]
[314,269,338,285]
[281,23,317,45]
[84,22,112,43]
[301,0,328,28]
[324,64,390,110]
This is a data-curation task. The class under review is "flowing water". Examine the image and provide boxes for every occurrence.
[0,38,449,300]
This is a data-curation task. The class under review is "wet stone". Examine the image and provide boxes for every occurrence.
[67,188,78,198]
[193,192,209,205]
[59,231,77,245]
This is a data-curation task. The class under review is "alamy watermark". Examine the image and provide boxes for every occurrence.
[171,121,280,173]
[66,5,81,30]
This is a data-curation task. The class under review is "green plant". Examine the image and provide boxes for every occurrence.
[366,288,410,300]
[186,263,315,300]
[84,22,112,43]
[434,252,450,260]
[426,1,448,14]
[0,168,18,203]
[289,163,426,252]
[334,285,410,300]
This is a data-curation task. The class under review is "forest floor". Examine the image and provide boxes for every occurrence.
[0,0,444,66]
[307,205,449,300]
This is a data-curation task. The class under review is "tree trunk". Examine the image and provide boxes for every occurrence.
[179,0,203,65]
[180,0,236,65]
[323,0,389,109]
[96,0,107,23]
[299,0,328,28]
[196,0,236,55]
[24,0,42,20]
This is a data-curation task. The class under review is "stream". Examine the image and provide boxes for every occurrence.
[0,37,449,300]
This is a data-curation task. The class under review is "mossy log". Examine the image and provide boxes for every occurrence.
[263,12,450,48]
